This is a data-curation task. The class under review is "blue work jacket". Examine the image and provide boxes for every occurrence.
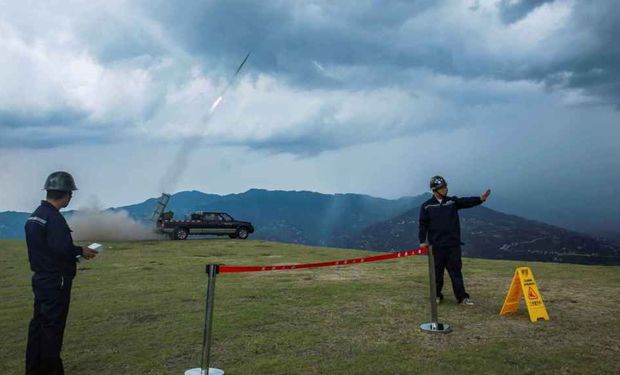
[418,195,483,248]
[25,201,82,278]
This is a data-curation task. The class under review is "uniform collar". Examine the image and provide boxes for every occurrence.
[41,200,60,211]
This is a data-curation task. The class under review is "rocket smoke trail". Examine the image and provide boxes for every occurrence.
[70,54,252,240]
[159,52,251,193]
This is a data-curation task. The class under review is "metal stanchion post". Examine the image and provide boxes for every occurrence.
[186,264,224,375]
[201,264,220,373]
[420,246,452,334]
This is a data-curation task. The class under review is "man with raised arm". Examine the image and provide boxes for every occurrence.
[418,176,491,306]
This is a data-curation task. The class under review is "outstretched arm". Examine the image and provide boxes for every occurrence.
[455,189,491,209]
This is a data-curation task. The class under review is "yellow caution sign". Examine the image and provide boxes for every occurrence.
[499,267,549,322]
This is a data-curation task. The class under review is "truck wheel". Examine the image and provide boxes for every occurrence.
[236,227,249,240]
[174,228,189,240]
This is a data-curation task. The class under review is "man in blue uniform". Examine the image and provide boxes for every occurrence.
[418,176,491,306]
[25,171,98,375]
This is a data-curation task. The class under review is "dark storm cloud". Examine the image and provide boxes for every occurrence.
[142,0,446,86]
[0,109,88,130]
[0,110,119,148]
[2,0,618,153]
[0,126,114,149]
[498,0,556,24]
[556,1,620,107]
[141,0,619,105]
[497,1,620,108]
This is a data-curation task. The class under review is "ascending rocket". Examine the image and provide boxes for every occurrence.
[234,51,251,78]
[209,51,251,114]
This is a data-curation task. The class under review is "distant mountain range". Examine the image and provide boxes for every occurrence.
[348,205,620,265]
[0,211,30,239]
[2,189,619,265]
[116,189,429,246]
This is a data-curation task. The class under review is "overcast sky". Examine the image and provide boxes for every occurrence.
[1,0,618,234]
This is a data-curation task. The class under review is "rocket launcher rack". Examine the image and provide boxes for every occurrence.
[151,193,171,223]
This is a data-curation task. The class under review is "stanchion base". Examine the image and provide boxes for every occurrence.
[420,322,452,334]
[184,368,224,375]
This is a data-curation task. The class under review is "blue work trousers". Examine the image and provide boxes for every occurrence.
[433,245,469,302]
[26,273,73,375]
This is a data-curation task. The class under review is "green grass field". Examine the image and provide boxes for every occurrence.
[1,239,619,374]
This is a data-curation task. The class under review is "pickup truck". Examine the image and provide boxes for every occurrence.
[157,211,255,240]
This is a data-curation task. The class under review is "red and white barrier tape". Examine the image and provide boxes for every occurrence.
[219,248,428,273]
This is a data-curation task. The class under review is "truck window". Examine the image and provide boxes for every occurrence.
[220,214,233,222]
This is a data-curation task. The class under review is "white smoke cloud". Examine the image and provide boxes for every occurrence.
[69,208,163,241]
